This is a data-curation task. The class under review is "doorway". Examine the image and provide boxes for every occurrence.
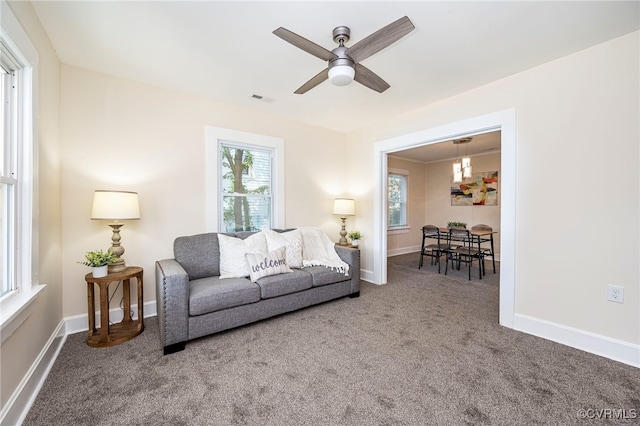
[372,109,516,328]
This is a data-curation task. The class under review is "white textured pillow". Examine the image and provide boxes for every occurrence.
[245,247,292,282]
[218,232,267,279]
[263,229,303,268]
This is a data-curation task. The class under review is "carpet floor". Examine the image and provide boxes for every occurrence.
[23,253,640,425]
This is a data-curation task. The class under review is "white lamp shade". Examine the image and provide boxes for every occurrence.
[328,65,355,86]
[91,190,140,220]
[333,198,355,216]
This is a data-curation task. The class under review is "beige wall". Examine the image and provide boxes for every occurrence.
[60,65,348,318]
[1,0,62,413]
[347,32,639,344]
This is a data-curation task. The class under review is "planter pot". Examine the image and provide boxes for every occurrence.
[351,240,359,247]
[92,265,108,278]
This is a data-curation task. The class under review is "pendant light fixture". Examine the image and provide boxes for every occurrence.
[452,138,473,183]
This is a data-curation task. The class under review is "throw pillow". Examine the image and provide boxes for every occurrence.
[263,228,303,268]
[245,247,292,282]
[218,232,267,279]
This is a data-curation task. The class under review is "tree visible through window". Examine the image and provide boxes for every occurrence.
[388,173,408,228]
[220,144,272,232]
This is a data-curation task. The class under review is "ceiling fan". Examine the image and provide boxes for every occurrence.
[273,16,415,94]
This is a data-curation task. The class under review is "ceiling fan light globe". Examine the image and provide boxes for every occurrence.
[328,65,355,86]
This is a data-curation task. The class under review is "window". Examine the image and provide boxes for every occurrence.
[206,126,284,233]
[388,171,408,229]
[1,1,43,341]
[1,56,16,298]
[220,143,273,232]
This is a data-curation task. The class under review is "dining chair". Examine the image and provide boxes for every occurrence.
[445,228,483,280]
[471,223,496,275]
[419,225,447,273]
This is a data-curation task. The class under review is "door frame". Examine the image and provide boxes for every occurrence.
[373,108,516,328]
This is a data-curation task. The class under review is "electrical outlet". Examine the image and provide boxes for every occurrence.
[607,285,624,303]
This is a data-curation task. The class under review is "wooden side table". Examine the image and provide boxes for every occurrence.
[85,266,144,347]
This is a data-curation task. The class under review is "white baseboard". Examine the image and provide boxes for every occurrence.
[387,246,421,257]
[514,313,640,368]
[1,302,159,425]
[0,319,66,426]
[359,268,375,284]
[65,300,158,335]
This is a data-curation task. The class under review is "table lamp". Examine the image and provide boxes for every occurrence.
[333,198,355,246]
[91,190,140,273]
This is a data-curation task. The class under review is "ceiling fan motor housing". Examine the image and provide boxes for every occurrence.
[330,26,356,79]
[332,26,351,44]
[328,46,355,86]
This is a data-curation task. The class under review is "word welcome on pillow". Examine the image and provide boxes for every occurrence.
[245,247,292,282]
[218,232,267,279]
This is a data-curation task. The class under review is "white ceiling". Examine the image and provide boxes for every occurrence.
[389,130,502,164]
[31,0,639,138]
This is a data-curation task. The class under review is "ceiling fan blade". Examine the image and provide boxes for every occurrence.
[354,63,390,93]
[273,27,338,62]
[346,16,415,63]
[294,68,329,94]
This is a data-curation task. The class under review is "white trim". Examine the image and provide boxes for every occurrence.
[64,300,158,335]
[359,268,374,284]
[0,0,43,336]
[387,227,410,235]
[0,283,45,344]
[387,246,421,257]
[514,314,640,368]
[373,108,516,329]
[205,126,285,232]
[0,319,65,426]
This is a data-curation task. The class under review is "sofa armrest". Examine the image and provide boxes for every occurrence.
[155,259,190,352]
[335,246,360,295]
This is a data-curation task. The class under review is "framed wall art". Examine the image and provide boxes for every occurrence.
[451,171,498,206]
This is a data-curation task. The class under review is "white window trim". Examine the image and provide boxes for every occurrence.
[205,126,284,232]
[387,167,409,230]
[0,0,44,343]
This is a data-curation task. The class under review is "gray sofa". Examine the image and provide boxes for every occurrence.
[155,230,360,354]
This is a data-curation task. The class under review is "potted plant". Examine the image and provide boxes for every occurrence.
[447,221,467,229]
[78,249,116,278]
[347,231,362,247]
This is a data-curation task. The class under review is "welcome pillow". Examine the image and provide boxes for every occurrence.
[263,228,303,268]
[218,232,267,279]
[245,247,292,282]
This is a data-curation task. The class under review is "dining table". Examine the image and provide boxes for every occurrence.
[439,227,497,275]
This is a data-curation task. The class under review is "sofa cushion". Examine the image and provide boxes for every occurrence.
[304,265,353,287]
[263,229,303,268]
[245,247,292,282]
[174,233,220,280]
[189,276,260,316]
[218,232,267,279]
[255,269,312,299]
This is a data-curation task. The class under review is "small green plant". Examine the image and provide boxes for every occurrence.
[348,231,362,240]
[78,249,116,267]
[447,221,467,228]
